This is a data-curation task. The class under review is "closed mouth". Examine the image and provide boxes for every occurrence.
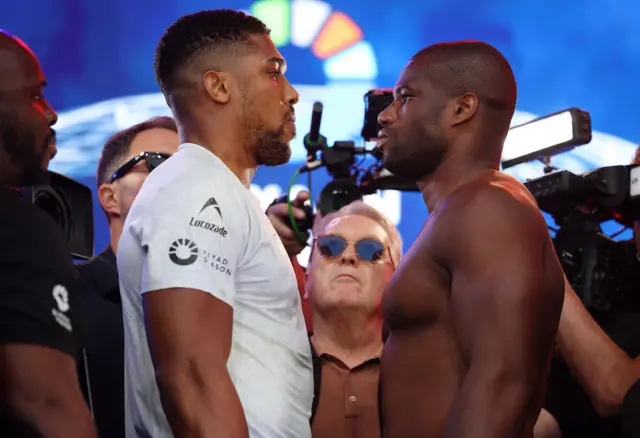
[335,274,358,282]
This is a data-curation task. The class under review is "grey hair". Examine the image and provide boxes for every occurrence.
[313,201,403,266]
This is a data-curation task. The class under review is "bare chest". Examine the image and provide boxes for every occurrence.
[382,229,450,331]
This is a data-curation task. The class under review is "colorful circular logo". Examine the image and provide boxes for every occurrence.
[245,0,377,81]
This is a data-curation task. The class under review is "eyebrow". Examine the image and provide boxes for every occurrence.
[393,82,415,96]
[265,56,287,74]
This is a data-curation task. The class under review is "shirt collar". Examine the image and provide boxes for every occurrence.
[309,333,383,362]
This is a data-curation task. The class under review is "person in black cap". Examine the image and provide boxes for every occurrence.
[0,30,96,437]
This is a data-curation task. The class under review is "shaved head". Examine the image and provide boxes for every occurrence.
[0,30,57,187]
[412,41,517,131]
[377,41,517,181]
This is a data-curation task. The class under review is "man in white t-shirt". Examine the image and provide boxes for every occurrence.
[117,9,312,438]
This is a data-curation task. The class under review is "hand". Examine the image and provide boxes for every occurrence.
[267,191,311,257]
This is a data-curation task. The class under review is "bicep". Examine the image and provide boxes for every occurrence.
[446,193,564,370]
[143,289,234,369]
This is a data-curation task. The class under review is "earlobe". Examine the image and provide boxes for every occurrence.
[97,184,121,219]
[203,70,230,104]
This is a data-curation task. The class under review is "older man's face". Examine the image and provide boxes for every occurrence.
[306,214,394,314]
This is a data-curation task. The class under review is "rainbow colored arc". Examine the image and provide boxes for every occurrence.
[246,0,377,80]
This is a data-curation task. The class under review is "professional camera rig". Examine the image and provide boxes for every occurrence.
[524,164,640,312]
[283,90,419,239]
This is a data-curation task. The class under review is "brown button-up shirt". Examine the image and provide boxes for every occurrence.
[310,340,381,438]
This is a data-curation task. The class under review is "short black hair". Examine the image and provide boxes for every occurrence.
[154,9,270,104]
[412,41,517,117]
[96,116,177,186]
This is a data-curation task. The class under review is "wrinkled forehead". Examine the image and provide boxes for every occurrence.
[323,215,389,244]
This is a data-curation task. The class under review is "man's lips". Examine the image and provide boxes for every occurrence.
[335,273,359,282]
[376,131,388,149]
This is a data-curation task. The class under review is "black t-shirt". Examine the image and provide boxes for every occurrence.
[0,186,78,356]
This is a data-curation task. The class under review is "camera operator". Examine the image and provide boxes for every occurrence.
[537,148,640,438]
[75,116,178,438]
[0,31,96,437]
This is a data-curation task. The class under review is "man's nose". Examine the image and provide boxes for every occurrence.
[284,78,300,106]
[45,99,58,126]
[340,246,359,267]
[377,102,395,127]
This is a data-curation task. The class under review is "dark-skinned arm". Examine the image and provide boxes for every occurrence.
[143,288,248,438]
[441,186,565,438]
[1,345,97,438]
[556,277,640,417]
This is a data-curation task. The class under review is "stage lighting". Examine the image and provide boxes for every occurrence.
[501,108,592,169]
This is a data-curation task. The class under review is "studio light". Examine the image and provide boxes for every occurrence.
[501,108,593,169]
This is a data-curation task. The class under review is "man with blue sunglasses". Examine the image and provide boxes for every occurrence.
[302,201,401,438]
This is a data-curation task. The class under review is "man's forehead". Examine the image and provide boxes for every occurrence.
[324,215,388,240]
[0,45,44,91]
[394,61,423,93]
[129,128,179,157]
[246,33,287,72]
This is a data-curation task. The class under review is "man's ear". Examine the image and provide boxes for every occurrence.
[203,70,230,104]
[450,92,478,127]
[97,183,122,219]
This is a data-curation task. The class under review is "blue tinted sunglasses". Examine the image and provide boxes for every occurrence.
[315,235,394,268]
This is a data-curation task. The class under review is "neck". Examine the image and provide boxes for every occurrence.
[0,161,22,188]
[109,218,123,254]
[311,308,383,368]
[417,143,500,213]
[178,115,257,188]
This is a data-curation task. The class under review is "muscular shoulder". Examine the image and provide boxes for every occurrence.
[432,173,548,258]
[440,174,541,228]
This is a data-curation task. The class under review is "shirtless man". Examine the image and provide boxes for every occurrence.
[376,41,565,438]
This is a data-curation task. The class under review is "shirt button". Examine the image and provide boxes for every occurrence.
[349,396,357,402]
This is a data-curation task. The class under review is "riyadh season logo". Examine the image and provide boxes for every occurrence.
[169,239,199,266]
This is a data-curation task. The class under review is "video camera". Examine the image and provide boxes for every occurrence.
[525,164,640,312]
[281,89,419,240]
[506,109,640,312]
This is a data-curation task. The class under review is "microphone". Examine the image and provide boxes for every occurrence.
[308,102,323,143]
[303,102,325,162]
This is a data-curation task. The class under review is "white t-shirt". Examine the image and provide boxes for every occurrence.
[117,143,313,438]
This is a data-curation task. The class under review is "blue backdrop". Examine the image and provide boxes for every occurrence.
[2,0,638,262]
